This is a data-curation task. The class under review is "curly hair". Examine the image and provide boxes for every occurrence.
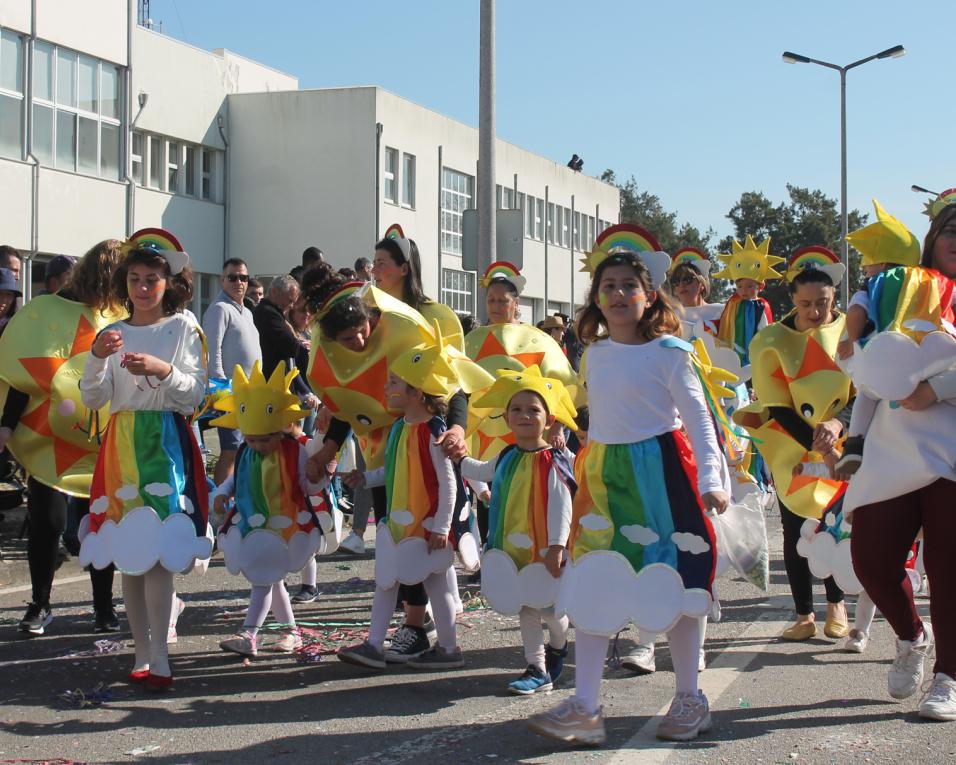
[575,253,680,344]
[111,248,193,316]
[301,261,371,340]
[62,239,125,316]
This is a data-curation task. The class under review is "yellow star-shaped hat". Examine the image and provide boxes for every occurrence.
[846,199,921,268]
[471,365,578,430]
[390,320,461,398]
[211,361,304,435]
[714,235,785,283]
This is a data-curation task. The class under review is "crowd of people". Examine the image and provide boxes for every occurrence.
[0,195,954,746]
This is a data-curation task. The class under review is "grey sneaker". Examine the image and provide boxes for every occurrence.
[384,625,430,663]
[220,631,258,657]
[407,645,464,670]
[528,697,607,746]
[19,602,52,636]
[621,643,656,675]
[844,629,869,654]
[337,640,386,670]
[919,672,956,721]
[656,691,712,741]
[889,622,934,700]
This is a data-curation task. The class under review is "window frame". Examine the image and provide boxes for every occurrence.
[0,27,25,160]
[401,151,415,209]
[384,146,398,204]
[440,166,475,256]
[440,267,475,315]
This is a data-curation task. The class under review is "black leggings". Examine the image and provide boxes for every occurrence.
[780,500,844,615]
[372,486,428,608]
[27,477,115,611]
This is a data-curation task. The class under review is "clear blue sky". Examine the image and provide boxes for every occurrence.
[151,0,948,248]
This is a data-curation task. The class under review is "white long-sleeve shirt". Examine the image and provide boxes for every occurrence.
[80,313,206,416]
[212,439,327,501]
[460,451,573,546]
[582,336,724,496]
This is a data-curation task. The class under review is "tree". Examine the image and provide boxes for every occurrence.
[717,185,867,316]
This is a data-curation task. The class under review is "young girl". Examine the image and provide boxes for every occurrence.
[211,361,328,656]
[459,366,579,694]
[529,243,729,745]
[79,229,209,691]
[337,333,481,671]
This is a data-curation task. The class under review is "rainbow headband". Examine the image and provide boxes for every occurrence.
[315,280,368,321]
[669,247,712,280]
[120,227,189,275]
[383,223,412,261]
[924,188,956,220]
[481,261,526,294]
[786,246,845,286]
[714,235,785,283]
[580,223,671,289]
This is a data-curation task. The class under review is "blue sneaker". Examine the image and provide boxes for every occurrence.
[545,643,568,684]
[509,665,553,695]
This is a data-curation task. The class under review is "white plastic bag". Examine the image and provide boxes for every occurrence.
[712,492,770,591]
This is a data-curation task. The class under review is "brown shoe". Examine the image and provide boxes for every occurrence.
[824,615,849,639]
[781,621,817,641]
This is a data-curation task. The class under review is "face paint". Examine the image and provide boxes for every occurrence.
[629,293,644,305]
[597,292,609,306]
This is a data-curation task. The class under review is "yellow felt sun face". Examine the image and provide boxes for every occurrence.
[211,361,303,436]
[715,235,785,283]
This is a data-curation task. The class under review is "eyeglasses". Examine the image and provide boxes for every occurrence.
[225,274,249,283]
[670,275,697,287]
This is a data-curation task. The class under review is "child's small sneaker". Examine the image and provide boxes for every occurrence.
[527,697,606,745]
[620,643,656,674]
[844,628,869,653]
[656,691,712,741]
[919,672,956,721]
[834,436,864,475]
[337,640,386,670]
[270,630,303,653]
[508,665,553,695]
[339,531,366,555]
[290,585,319,604]
[407,645,464,670]
[167,597,185,643]
[385,625,430,663]
[220,631,257,657]
[545,643,568,684]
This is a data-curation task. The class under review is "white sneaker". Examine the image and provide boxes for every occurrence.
[889,622,934,700]
[844,629,869,654]
[698,647,706,672]
[269,630,303,653]
[621,643,656,674]
[919,672,956,721]
[339,531,365,555]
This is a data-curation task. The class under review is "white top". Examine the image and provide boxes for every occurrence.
[678,302,724,340]
[460,452,573,546]
[80,313,206,416]
[849,289,869,311]
[582,336,724,495]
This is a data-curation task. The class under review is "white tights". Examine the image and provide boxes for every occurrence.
[518,606,569,671]
[854,591,876,634]
[244,581,295,634]
[574,616,703,714]
[300,557,317,589]
[637,615,708,650]
[368,568,458,652]
[123,564,174,677]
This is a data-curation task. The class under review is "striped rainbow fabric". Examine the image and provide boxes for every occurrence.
[716,295,773,365]
[383,418,442,543]
[866,265,955,343]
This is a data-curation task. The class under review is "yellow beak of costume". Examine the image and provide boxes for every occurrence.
[845,199,921,269]
[472,365,579,430]
[210,361,304,435]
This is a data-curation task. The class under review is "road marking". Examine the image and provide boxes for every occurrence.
[0,573,89,596]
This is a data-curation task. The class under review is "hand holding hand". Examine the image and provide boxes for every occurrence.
[427,532,449,552]
[213,494,228,516]
[434,425,468,461]
[544,545,565,578]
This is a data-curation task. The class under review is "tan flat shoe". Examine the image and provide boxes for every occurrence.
[781,621,818,641]
[824,616,849,639]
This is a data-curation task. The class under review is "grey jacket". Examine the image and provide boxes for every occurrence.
[202,290,262,379]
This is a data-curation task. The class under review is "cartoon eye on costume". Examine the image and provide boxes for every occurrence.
[514,375,523,381]
[266,404,274,415]
[412,353,423,364]
[239,404,246,413]
[357,414,372,426]
[545,383,553,389]
[800,403,814,419]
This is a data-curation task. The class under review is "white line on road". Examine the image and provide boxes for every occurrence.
[0,573,89,596]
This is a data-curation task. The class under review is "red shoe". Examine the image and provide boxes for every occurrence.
[145,672,173,691]
[128,669,150,684]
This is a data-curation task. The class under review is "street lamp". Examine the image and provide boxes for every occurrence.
[782,44,905,306]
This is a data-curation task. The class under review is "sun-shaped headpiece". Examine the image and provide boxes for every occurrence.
[390,320,461,397]
[472,365,578,430]
[120,227,190,275]
[714,235,785,283]
[669,247,713,281]
[846,199,920,268]
[211,361,304,436]
[481,261,526,294]
[923,188,956,220]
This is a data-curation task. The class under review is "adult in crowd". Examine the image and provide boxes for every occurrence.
[354,257,373,282]
[847,202,956,721]
[202,258,261,484]
[244,277,264,310]
[541,315,567,347]
[287,297,318,435]
[0,268,19,338]
[290,246,323,284]
[0,245,21,284]
[39,255,75,296]
[666,250,724,340]
[0,240,124,635]
[253,275,303,378]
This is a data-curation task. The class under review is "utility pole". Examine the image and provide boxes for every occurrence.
[476,0,495,323]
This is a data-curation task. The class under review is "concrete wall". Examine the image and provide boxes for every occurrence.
[36,0,129,65]
[134,189,224,274]
[37,168,126,255]
[0,159,34,250]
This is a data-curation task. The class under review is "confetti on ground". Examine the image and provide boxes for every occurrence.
[59,639,125,659]
[335,564,352,571]
[57,683,113,708]
[294,625,370,664]
[461,592,490,611]
[125,745,161,756]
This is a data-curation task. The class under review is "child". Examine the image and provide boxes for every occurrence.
[528,236,729,745]
[337,331,481,671]
[78,230,209,691]
[713,236,783,366]
[458,366,579,694]
[211,361,328,656]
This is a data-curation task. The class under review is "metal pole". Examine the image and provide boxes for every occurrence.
[839,68,849,309]
[544,185,549,321]
[437,144,443,305]
[570,194,575,316]
[476,0,495,324]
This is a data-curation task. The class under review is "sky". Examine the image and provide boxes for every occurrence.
[148,0,950,249]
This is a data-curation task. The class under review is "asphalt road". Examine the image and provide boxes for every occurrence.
[0,502,953,765]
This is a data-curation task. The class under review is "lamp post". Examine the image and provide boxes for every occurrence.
[782,45,905,306]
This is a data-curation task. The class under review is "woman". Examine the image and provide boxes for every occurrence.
[287,298,318,437]
[847,202,956,721]
[0,267,18,338]
[79,230,209,690]
[734,259,853,642]
[667,249,723,340]
[0,243,123,635]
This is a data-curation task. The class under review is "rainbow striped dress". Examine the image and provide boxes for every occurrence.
[218,437,323,586]
[716,295,773,366]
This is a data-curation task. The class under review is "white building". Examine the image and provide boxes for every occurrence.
[1,2,618,323]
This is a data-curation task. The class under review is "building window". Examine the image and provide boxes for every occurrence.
[573,212,582,251]
[183,145,195,196]
[535,198,544,241]
[502,186,514,210]
[133,130,221,201]
[201,148,213,199]
[130,132,144,184]
[547,203,556,245]
[147,134,162,188]
[384,146,397,204]
[0,28,24,159]
[561,207,570,248]
[401,152,415,208]
[525,194,535,239]
[441,167,475,255]
[441,268,475,315]
[587,215,595,248]
[167,141,179,193]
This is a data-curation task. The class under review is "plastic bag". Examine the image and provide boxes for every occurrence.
[712,492,770,591]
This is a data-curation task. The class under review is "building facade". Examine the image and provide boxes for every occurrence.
[1,2,618,323]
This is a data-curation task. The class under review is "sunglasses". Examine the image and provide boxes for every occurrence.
[670,275,697,287]
[225,273,249,283]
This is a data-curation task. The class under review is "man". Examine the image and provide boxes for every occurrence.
[253,275,304,378]
[40,255,75,295]
[0,246,21,285]
[245,277,264,309]
[541,314,567,346]
[202,258,262,484]
[354,257,373,282]
[290,246,323,284]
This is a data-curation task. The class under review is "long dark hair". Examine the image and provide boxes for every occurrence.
[374,237,431,311]
[112,248,193,316]
[787,267,835,295]
[575,253,680,344]
[301,261,371,340]
[921,204,956,272]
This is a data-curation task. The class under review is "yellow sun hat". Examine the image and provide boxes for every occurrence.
[846,199,921,268]
[714,235,785,283]
[389,320,462,397]
[472,365,578,430]
[210,361,304,435]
